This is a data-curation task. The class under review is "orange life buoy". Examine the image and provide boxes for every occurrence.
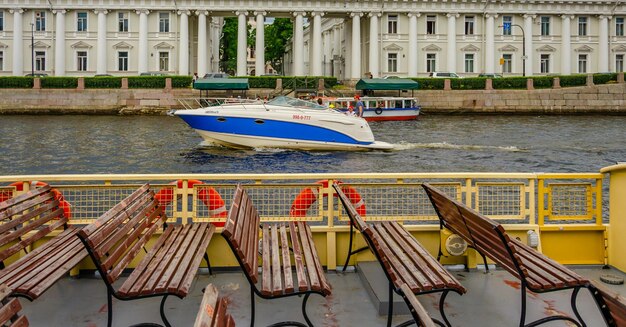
[154,180,226,227]
[289,180,366,217]
[4,181,71,219]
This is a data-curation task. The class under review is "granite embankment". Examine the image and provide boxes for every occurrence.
[1,80,626,114]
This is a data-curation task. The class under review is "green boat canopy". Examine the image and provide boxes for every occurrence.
[193,78,249,90]
[355,78,419,90]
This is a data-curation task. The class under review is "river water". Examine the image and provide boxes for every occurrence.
[1,114,624,175]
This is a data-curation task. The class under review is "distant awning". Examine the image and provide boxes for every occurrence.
[355,78,419,90]
[193,78,249,90]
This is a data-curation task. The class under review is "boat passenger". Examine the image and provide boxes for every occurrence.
[346,105,357,117]
[354,95,364,117]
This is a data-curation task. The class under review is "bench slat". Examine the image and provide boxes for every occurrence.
[243,203,259,282]
[399,283,437,327]
[366,225,420,291]
[222,189,242,240]
[301,222,331,295]
[0,199,58,241]
[0,186,52,223]
[280,224,295,294]
[333,184,368,233]
[270,225,283,296]
[295,222,322,292]
[261,224,272,296]
[172,223,215,295]
[592,281,626,327]
[289,223,308,292]
[156,224,202,294]
[0,207,65,261]
[194,284,219,327]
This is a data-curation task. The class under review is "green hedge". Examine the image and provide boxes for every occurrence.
[531,76,553,89]
[0,77,34,88]
[40,77,78,88]
[172,76,193,88]
[412,78,445,90]
[244,76,338,89]
[492,76,528,89]
[559,75,587,87]
[593,73,617,85]
[85,76,122,88]
[451,77,486,90]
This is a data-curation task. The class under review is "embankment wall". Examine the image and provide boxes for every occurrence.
[1,82,626,114]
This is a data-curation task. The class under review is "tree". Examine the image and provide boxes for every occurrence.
[220,18,255,75]
[265,18,293,75]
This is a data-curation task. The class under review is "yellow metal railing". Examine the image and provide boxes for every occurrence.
[0,172,607,268]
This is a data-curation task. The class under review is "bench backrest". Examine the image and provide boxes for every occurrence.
[223,184,260,284]
[194,284,235,327]
[422,183,521,279]
[591,281,626,327]
[0,185,68,264]
[332,183,368,233]
[77,184,166,284]
[0,284,29,327]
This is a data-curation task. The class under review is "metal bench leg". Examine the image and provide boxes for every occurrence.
[107,289,113,327]
[342,224,355,272]
[159,295,171,327]
[520,285,582,327]
[519,284,528,327]
[387,282,394,327]
[438,290,452,327]
[204,252,213,275]
[570,287,586,327]
[301,293,313,327]
[250,287,256,327]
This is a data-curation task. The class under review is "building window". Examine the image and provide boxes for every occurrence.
[159,52,169,71]
[426,53,436,72]
[617,54,624,72]
[0,11,4,31]
[540,54,550,73]
[77,12,88,32]
[464,53,474,73]
[426,15,436,35]
[578,54,587,73]
[388,15,398,34]
[118,51,128,71]
[465,16,475,35]
[0,51,3,70]
[118,12,129,32]
[159,12,170,33]
[502,54,512,73]
[540,16,550,36]
[77,51,88,71]
[35,51,46,71]
[502,16,512,35]
[616,17,624,36]
[578,16,587,36]
[35,11,46,31]
[388,53,398,72]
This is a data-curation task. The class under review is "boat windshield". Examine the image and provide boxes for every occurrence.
[267,96,327,110]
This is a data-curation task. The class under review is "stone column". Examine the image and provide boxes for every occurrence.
[344,18,352,79]
[447,13,459,73]
[137,10,149,74]
[95,10,108,75]
[54,10,67,76]
[407,12,420,77]
[236,11,248,76]
[368,12,381,78]
[311,12,324,76]
[11,9,24,76]
[485,13,496,74]
[293,12,305,76]
[178,10,190,75]
[599,15,610,73]
[524,14,535,76]
[561,15,572,75]
[254,11,266,76]
[334,24,342,79]
[211,17,221,72]
[197,11,208,77]
[351,12,363,79]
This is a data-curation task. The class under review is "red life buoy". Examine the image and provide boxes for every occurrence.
[290,180,366,217]
[5,181,71,219]
[154,180,226,227]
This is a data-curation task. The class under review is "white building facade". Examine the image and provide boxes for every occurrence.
[0,0,625,79]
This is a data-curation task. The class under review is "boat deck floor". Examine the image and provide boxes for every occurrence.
[20,264,626,327]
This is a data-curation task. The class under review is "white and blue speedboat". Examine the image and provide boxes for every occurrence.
[174,96,393,151]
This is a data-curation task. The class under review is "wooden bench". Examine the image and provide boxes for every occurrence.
[333,183,466,327]
[422,182,596,327]
[194,283,235,327]
[589,280,626,327]
[222,184,331,327]
[0,184,87,300]
[77,184,215,327]
[0,284,28,327]
[398,283,437,327]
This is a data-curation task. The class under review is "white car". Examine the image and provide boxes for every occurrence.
[429,72,461,78]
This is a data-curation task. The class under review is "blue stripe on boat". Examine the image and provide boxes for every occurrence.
[177,115,371,145]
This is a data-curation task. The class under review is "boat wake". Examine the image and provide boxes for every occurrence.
[392,141,523,152]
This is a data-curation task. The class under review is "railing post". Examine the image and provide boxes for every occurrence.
[600,164,626,271]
